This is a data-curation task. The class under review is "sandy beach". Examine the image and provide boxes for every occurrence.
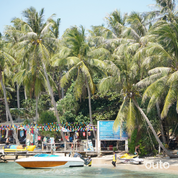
[92,154,178,175]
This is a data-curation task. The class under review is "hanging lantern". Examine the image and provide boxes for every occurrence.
[83,132,85,137]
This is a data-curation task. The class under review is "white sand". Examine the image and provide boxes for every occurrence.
[92,154,178,175]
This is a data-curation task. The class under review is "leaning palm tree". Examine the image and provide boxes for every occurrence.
[136,20,178,141]
[0,37,20,144]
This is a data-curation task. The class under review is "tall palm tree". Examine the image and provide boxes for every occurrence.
[138,20,178,117]
[6,7,65,140]
[99,44,178,158]
[0,37,20,144]
[53,26,107,134]
[105,9,127,37]
[136,20,178,142]
[6,22,47,122]
[146,0,178,23]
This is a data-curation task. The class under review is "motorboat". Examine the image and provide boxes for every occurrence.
[119,153,144,164]
[3,145,36,152]
[15,153,84,168]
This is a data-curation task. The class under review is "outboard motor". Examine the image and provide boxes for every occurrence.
[73,153,89,165]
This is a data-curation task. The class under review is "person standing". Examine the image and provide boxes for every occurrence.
[134,145,140,156]
[6,137,10,145]
[88,156,92,167]
[112,151,117,167]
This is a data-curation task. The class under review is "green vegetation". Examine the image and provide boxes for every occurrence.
[38,111,57,124]
[0,1,178,157]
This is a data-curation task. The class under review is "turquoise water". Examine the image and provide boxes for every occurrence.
[0,162,177,178]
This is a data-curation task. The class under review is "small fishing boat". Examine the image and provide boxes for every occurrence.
[119,153,144,164]
[3,145,36,152]
[15,154,84,168]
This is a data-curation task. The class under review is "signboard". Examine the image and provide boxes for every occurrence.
[98,121,128,140]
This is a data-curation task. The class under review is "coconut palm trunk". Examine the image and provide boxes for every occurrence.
[0,70,20,145]
[156,102,167,144]
[6,110,9,122]
[86,78,96,138]
[60,73,64,99]
[133,99,178,158]
[42,62,65,141]
[35,95,39,122]
[17,83,20,122]
[24,86,27,100]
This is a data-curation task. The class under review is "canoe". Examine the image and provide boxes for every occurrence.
[3,145,36,152]
[15,154,84,168]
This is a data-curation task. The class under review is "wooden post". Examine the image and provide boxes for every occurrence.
[64,141,66,151]
[87,130,88,150]
[42,142,44,151]
[125,140,128,152]
[74,133,76,152]
[51,147,53,155]
[16,129,19,145]
[116,141,119,150]
[97,121,100,156]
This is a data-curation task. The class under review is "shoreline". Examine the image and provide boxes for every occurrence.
[2,153,178,175]
[92,156,178,175]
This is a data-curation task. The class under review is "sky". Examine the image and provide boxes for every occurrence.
[0,0,155,37]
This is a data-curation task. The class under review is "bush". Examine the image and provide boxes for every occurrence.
[113,147,117,151]
[23,119,31,125]
[128,129,148,157]
[38,111,56,124]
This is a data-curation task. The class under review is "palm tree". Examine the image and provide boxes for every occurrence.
[136,19,178,141]
[53,26,107,135]
[6,7,65,140]
[5,23,46,122]
[145,0,178,23]
[105,9,127,37]
[99,43,178,158]
[0,36,20,144]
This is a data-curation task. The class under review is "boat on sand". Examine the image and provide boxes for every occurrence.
[15,153,84,168]
[119,153,144,164]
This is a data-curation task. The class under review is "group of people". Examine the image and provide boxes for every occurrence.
[112,145,140,167]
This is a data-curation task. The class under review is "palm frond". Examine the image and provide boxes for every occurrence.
[80,62,95,94]
[113,99,127,133]
[126,99,136,136]
[161,83,177,118]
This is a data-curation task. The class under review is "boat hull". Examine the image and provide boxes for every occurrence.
[15,156,84,168]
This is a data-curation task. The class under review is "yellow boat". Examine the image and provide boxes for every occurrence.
[3,145,36,152]
[119,153,136,160]
[119,153,144,164]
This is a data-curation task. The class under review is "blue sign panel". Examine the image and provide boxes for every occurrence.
[98,121,128,140]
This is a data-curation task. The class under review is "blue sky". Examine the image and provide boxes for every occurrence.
[1,0,155,37]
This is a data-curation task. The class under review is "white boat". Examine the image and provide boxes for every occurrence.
[15,154,84,169]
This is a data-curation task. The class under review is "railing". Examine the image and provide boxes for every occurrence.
[42,139,96,152]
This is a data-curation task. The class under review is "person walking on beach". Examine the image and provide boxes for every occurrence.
[112,151,117,167]
[134,145,140,156]
[87,156,92,167]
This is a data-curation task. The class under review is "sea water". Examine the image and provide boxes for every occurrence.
[0,162,177,178]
